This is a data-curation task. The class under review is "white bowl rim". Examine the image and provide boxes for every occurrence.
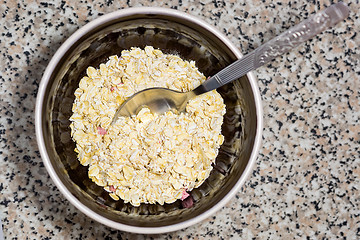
[35,6,263,234]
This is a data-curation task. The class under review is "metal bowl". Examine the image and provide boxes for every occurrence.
[35,7,263,234]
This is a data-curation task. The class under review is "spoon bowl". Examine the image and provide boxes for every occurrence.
[112,88,195,121]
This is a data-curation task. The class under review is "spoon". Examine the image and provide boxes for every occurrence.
[112,2,349,123]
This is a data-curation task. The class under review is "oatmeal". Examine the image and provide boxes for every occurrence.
[70,46,226,206]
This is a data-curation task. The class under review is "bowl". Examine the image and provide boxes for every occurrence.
[35,7,263,234]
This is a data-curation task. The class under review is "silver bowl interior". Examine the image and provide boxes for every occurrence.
[39,11,259,229]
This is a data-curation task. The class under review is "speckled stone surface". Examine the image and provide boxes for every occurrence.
[0,0,359,239]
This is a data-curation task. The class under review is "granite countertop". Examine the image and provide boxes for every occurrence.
[1,0,359,239]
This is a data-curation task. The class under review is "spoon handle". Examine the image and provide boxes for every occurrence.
[195,2,349,94]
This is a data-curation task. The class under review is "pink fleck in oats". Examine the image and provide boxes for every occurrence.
[97,127,107,135]
[182,196,194,208]
[181,189,190,201]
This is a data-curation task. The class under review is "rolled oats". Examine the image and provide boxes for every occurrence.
[70,46,226,206]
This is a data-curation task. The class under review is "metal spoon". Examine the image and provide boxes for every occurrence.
[112,2,349,123]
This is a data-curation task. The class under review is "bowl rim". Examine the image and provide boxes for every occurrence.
[35,6,263,234]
